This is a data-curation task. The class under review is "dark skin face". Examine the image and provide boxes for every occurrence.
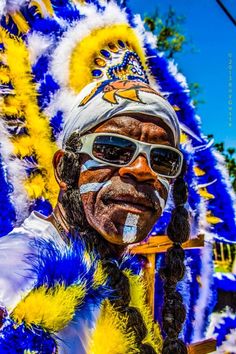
[77,114,174,245]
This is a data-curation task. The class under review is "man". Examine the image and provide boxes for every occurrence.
[0,80,186,353]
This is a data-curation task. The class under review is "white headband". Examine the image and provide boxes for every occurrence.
[62,80,180,147]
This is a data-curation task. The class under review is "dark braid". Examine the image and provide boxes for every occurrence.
[160,162,190,354]
[59,132,158,353]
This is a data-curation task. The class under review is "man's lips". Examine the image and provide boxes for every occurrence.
[103,195,156,213]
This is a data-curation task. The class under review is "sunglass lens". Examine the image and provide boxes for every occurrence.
[150,148,181,176]
[92,135,136,165]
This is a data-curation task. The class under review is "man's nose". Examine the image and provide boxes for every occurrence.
[119,155,157,183]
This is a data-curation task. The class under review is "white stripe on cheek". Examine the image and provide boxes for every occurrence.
[154,191,166,211]
[80,181,111,194]
[80,159,105,172]
[122,213,139,243]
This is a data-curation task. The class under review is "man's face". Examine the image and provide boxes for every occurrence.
[78,114,174,245]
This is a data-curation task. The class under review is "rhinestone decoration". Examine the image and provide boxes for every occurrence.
[92,41,149,83]
[92,69,103,78]
[107,51,148,83]
[94,57,106,67]
[118,40,125,48]
[100,49,111,59]
[108,42,119,53]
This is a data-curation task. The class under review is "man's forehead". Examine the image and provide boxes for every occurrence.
[92,114,175,145]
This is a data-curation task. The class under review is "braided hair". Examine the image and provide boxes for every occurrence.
[59,132,158,353]
[160,163,190,354]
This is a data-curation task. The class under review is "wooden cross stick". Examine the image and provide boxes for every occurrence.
[187,338,216,354]
[130,234,216,354]
[130,234,204,315]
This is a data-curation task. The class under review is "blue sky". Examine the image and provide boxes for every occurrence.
[129,0,236,149]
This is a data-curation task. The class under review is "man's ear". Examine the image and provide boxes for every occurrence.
[53,150,67,191]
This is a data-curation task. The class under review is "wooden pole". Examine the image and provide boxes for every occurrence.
[187,338,216,354]
[130,234,216,354]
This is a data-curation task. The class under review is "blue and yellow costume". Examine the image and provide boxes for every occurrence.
[0,0,236,352]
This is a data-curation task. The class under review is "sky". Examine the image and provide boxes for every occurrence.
[128,0,236,149]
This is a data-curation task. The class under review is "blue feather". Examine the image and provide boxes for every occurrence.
[213,313,236,346]
[33,56,49,82]
[32,198,53,216]
[50,111,64,140]
[0,155,16,237]
[120,254,142,275]
[0,317,56,353]
[33,18,63,36]
[37,74,60,109]
[27,238,91,288]
[214,273,236,292]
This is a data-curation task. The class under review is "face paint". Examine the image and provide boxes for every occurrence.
[77,115,174,246]
[122,213,139,243]
[80,180,111,194]
[80,159,105,173]
[154,190,166,211]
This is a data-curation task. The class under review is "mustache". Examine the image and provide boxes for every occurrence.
[102,181,165,211]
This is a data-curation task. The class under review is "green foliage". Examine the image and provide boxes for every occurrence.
[208,134,236,191]
[144,6,186,59]
[144,7,204,107]
[189,82,205,107]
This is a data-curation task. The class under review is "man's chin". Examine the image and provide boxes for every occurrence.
[84,206,155,245]
[98,226,149,246]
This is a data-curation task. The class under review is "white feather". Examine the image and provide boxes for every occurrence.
[217,328,236,353]
[213,149,236,222]
[132,14,161,91]
[27,33,53,65]
[168,60,189,90]
[50,2,128,88]
[192,231,215,341]
[0,120,29,225]
[197,179,217,189]
[0,0,29,16]
[192,138,214,152]
[206,307,236,354]
[179,122,203,142]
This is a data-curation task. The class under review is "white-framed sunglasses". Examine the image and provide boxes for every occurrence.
[76,132,183,179]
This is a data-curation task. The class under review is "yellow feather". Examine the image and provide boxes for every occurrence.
[88,300,139,354]
[1,104,19,116]
[180,132,188,143]
[89,272,162,354]
[93,260,107,288]
[0,28,59,206]
[24,174,46,199]
[30,0,48,17]
[69,24,147,93]
[13,136,33,156]
[198,187,215,200]
[0,67,10,83]
[206,212,223,224]
[10,12,30,34]
[125,270,162,353]
[12,283,86,332]
[194,166,206,176]
[172,105,181,111]
[41,0,54,16]
[30,0,54,17]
